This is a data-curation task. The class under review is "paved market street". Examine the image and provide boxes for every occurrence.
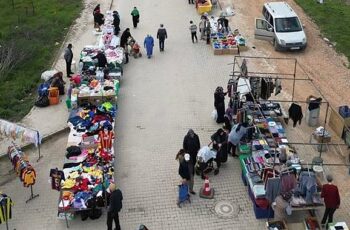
[1,0,350,229]
[0,0,264,229]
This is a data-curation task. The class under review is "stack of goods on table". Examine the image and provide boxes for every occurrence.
[211,32,239,55]
[208,17,246,55]
[69,76,120,106]
[80,46,123,77]
[8,145,36,187]
[98,11,120,49]
[234,100,324,219]
[58,102,117,220]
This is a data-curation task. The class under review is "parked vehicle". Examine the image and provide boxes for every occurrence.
[254,2,307,51]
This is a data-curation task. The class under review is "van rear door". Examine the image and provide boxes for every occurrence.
[254,18,274,41]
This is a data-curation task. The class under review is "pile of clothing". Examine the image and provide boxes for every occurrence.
[8,146,36,187]
[58,102,116,212]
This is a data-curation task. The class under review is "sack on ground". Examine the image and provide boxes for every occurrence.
[211,109,218,121]
[38,83,50,97]
[35,95,50,107]
[41,70,59,81]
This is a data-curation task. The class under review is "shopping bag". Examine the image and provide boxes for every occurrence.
[211,109,218,121]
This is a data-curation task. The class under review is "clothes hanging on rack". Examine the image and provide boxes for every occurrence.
[275,78,282,96]
[227,78,237,98]
[295,171,317,204]
[0,193,13,224]
[7,145,37,187]
[265,177,281,203]
[0,119,42,146]
[280,173,297,193]
[288,103,303,127]
[261,78,274,100]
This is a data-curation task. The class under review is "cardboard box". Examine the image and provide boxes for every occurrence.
[222,48,230,54]
[229,47,239,55]
[238,45,248,52]
[213,49,223,55]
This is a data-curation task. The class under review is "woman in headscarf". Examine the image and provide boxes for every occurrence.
[144,34,154,59]
[93,4,100,27]
[183,129,200,182]
[120,28,132,49]
[130,7,140,28]
[210,128,228,174]
[214,86,227,123]
[113,11,120,35]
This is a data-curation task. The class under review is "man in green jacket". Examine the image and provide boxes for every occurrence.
[131,7,140,28]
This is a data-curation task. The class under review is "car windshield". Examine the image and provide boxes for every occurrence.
[275,17,302,32]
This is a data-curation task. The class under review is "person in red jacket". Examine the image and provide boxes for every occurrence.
[321,174,340,226]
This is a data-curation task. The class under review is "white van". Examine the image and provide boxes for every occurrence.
[254,2,307,51]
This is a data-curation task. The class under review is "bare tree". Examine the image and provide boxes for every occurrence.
[0,40,30,78]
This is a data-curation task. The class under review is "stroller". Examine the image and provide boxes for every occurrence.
[177,183,190,208]
[195,146,218,179]
[127,37,142,58]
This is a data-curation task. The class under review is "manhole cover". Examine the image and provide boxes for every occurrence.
[214,201,238,218]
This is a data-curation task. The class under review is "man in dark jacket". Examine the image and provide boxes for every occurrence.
[92,51,108,68]
[156,24,168,52]
[321,174,340,226]
[64,44,74,77]
[107,183,123,230]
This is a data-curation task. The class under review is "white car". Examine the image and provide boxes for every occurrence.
[254,2,307,51]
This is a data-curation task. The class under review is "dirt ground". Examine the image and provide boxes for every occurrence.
[219,0,350,108]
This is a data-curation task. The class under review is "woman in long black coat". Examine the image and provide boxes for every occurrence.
[214,86,227,123]
[120,28,132,48]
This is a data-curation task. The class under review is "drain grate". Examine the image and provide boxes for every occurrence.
[214,201,239,218]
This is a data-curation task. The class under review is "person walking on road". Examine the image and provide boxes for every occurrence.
[183,129,200,189]
[107,183,123,230]
[93,4,100,27]
[144,34,154,59]
[177,150,195,195]
[214,86,227,123]
[321,174,340,226]
[64,43,74,77]
[131,7,140,28]
[189,21,198,43]
[199,16,206,40]
[156,24,168,52]
[188,0,194,4]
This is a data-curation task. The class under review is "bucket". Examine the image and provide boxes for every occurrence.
[48,87,59,105]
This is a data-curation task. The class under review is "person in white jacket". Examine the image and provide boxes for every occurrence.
[228,123,248,157]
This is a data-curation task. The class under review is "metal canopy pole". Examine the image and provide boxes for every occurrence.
[292,59,297,101]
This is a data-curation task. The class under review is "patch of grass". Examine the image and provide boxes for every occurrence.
[0,0,82,121]
[295,0,350,64]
